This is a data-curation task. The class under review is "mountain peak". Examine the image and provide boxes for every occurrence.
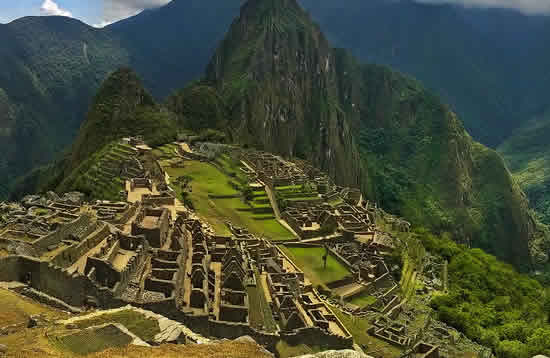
[241,0,302,13]
[239,0,312,26]
[67,68,165,167]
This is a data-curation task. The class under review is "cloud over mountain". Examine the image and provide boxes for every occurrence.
[40,0,73,18]
[414,0,550,15]
[97,0,171,27]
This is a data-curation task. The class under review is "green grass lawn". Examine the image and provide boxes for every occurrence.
[215,154,249,184]
[70,310,160,342]
[280,246,351,287]
[332,309,403,357]
[286,196,320,202]
[347,293,377,307]
[247,271,278,333]
[165,160,294,240]
[56,324,133,355]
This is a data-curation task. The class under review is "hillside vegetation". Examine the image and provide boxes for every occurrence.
[0,2,242,199]
[420,228,550,357]
[499,109,550,226]
[300,0,550,148]
[200,0,546,268]
[11,69,178,200]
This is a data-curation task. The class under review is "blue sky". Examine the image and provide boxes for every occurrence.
[1,0,549,27]
[0,0,170,27]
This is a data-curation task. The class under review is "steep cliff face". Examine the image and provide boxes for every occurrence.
[206,0,362,187]
[203,0,543,267]
[353,63,537,266]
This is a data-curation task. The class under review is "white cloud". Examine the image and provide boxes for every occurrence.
[414,0,550,15]
[40,0,73,18]
[95,0,171,27]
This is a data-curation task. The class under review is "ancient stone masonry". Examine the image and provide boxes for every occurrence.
[224,225,352,343]
[282,200,375,241]
[241,150,309,187]
[131,207,171,248]
[0,143,486,355]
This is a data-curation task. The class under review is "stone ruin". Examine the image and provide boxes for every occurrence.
[0,143,469,355]
[241,150,308,187]
[282,200,375,241]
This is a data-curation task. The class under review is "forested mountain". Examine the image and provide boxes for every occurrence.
[0,17,128,198]
[300,0,550,147]
[4,0,550,200]
[499,108,550,225]
[4,0,550,268]
[0,1,242,199]
[178,0,543,268]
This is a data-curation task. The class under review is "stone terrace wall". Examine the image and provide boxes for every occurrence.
[51,224,111,268]
[281,327,353,350]
[33,214,96,253]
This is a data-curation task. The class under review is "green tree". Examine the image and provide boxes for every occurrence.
[496,340,528,358]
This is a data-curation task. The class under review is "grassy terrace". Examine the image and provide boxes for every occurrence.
[158,148,294,240]
[64,141,136,201]
[55,324,133,355]
[247,270,278,333]
[332,308,403,357]
[347,292,377,307]
[69,310,161,342]
[279,246,351,288]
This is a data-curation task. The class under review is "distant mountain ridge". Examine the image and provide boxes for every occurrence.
[0,1,242,198]
[4,0,550,198]
[300,0,550,147]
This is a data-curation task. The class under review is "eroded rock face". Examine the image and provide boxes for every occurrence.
[206,0,362,188]
[292,350,373,358]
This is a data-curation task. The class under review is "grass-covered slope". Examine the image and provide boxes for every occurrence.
[57,141,138,201]
[353,63,541,268]
[200,0,544,267]
[419,229,550,357]
[0,17,130,198]
[10,68,178,199]
[499,109,550,225]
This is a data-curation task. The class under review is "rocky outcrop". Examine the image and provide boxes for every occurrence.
[206,0,362,188]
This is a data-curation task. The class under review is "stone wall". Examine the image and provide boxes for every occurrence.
[33,214,97,253]
[51,224,111,268]
[281,327,353,350]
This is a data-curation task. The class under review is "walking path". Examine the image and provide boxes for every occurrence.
[264,184,300,239]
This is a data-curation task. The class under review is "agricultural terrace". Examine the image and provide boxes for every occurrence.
[54,324,133,355]
[156,146,293,240]
[332,308,404,357]
[63,141,142,201]
[275,184,320,205]
[247,269,278,333]
[279,246,351,288]
[346,292,377,307]
[69,309,161,342]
